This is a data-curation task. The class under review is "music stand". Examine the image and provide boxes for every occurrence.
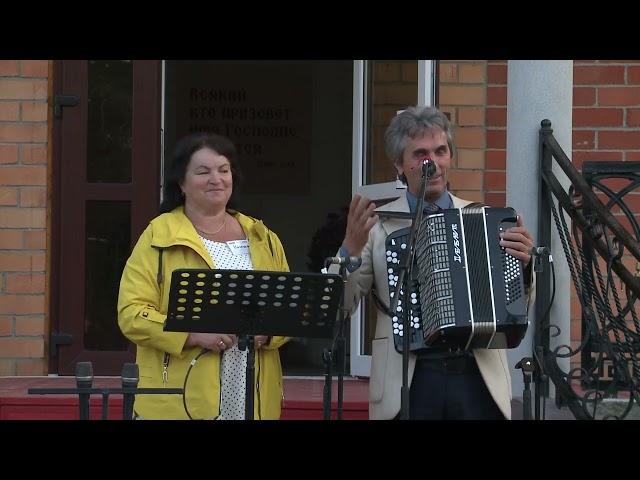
[163,268,343,420]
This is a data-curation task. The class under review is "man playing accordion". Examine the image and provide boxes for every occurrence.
[331,106,535,420]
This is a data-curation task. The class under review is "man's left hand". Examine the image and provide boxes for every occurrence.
[500,214,534,267]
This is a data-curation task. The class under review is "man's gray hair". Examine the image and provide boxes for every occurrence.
[384,106,455,166]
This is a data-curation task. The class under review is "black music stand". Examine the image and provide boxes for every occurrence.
[163,269,343,420]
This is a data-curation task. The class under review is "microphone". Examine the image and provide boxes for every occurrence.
[324,256,362,269]
[75,361,93,420]
[422,157,436,177]
[121,363,139,420]
[529,246,549,256]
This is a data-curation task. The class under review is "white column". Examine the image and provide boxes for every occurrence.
[505,60,573,403]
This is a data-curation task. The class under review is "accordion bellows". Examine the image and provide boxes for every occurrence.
[385,206,529,352]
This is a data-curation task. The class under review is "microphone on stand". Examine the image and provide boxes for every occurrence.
[422,157,436,177]
[529,246,550,256]
[75,361,93,420]
[324,256,362,269]
[121,363,139,420]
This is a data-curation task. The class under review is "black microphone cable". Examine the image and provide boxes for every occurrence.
[182,348,221,420]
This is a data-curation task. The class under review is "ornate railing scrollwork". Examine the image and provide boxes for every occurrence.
[536,119,640,419]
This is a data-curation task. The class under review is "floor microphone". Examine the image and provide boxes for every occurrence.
[75,361,93,420]
[121,363,139,420]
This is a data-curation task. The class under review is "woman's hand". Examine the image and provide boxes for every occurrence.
[254,335,269,349]
[185,333,237,352]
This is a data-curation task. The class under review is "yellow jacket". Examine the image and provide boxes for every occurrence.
[117,207,290,419]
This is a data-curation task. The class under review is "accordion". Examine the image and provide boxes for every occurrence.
[385,206,528,352]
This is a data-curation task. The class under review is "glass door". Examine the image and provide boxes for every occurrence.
[52,60,161,375]
[163,60,354,376]
[349,60,436,376]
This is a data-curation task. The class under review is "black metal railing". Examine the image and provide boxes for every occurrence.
[535,119,640,419]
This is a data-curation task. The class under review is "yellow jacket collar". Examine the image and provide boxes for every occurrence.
[149,206,270,250]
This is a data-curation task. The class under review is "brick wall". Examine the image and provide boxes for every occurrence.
[369,61,419,183]
[0,60,49,376]
[573,61,640,166]
[439,60,487,204]
[485,61,508,208]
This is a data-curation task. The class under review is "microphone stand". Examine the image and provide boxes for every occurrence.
[517,246,549,420]
[245,334,256,420]
[238,329,256,420]
[322,347,332,420]
[335,263,349,420]
[390,159,435,420]
[322,257,355,420]
[532,248,550,420]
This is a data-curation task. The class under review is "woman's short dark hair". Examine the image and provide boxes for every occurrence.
[159,133,243,214]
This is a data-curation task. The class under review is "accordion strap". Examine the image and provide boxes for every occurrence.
[371,288,392,317]
[463,202,487,209]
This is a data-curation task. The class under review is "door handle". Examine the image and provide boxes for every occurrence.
[54,94,80,118]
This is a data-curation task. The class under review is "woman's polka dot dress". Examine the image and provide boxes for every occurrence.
[200,237,253,420]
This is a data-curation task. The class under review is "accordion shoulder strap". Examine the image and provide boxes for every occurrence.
[462,202,487,209]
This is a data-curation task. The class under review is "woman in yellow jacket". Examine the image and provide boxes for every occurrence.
[118,133,290,419]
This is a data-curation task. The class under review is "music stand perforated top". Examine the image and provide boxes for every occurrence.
[163,269,343,339]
